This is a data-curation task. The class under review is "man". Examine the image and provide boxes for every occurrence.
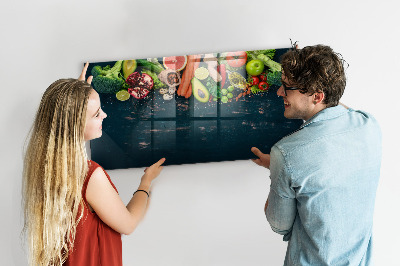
[251,45,381,265]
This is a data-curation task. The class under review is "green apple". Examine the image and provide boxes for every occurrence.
[246,59,264,76]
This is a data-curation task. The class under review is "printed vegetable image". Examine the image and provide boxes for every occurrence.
[267,71,282,86]
[91,61,125,93]
[228,72,246,89]
[256,54,282,73]
[246,49,281,72]
[226,51,247,67]
[163,56,188,72]
[88,48,283,104]
[177,54,201,98]
[203,53,222,83]
[246,59,265,76]
[194,67,209,80]
[258,81,269,91]
[250,76,260,86]
[217,63,226,88]
[126,72,154,90]
[192,77,210,103]
[87,47,302,170]
[126,72,154,99]
[122,60,137,79]
[128,87,150,99]
[137,59,164,74]
[259,72,268,82]
[116,89,130,101]
[141,69,166,90]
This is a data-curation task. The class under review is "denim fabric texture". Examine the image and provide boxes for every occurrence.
[266,105,382,266]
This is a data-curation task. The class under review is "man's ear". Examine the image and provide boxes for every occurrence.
[313,91,325,104]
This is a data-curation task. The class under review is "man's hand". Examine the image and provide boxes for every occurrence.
[251,147,271,169]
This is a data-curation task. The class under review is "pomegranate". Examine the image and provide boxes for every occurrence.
[128,87,150,99]
[140,73,154,89]
[126,72,154,99]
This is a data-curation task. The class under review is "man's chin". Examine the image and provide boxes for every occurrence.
[283,111,293,119]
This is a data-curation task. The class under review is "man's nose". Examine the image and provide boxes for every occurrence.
[277,85,285,97]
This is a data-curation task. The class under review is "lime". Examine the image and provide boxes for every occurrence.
[116,90,130,101]
[221,89,228,95]
[227,93,233,99]
[221,96,228,103]
[194,67,209,80]
[227,85,234,92]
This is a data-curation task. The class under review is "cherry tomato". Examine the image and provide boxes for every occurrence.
[258,81,269,91]
[259,72,268,82]
[226,51,247,67]
[251,76,260,85]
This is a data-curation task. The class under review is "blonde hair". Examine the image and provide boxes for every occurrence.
[23,79,92,265]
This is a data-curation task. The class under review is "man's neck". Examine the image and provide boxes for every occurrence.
[304,104,328,121]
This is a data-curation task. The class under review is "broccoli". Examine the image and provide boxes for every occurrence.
[91,60,126,93]
[267,71,282,86]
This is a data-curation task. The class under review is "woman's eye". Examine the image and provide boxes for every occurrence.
[95,112,100,117]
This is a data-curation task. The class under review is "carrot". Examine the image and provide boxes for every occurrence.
[180,55,195,96]
[185,82,192,98]
[185,55,201,98]
[177,67,188,96]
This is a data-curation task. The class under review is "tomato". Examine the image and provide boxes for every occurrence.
[258,81,269,91]
[226,51,247,67]
[251,76,260,85]
[259,72,268,82]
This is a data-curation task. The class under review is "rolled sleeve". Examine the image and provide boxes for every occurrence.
[266,146,297,241]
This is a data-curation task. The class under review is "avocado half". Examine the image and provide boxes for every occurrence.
[191,77,210,102]
[122,60,137,79]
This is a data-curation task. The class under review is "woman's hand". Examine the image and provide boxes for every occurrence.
[141,158,166,186]
[78,62,93,84]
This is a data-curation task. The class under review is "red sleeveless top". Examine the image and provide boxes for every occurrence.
[64,160,122,266]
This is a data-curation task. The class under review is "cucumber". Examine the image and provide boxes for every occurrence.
[136,59,164,74]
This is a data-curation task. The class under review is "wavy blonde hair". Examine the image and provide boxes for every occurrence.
[23,79,92,265]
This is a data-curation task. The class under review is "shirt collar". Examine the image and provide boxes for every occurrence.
[300,105,349,129]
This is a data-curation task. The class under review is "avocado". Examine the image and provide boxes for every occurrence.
[122,60,137,79]
[192,77,210,103]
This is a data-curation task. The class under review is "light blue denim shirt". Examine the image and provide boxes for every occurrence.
[266,105,382,266]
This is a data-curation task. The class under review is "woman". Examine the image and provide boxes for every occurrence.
[22,63,165,265]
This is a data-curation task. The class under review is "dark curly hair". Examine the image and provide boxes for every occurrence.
[281,44,347,107]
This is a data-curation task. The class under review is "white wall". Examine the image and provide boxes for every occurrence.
[2,0,399,265]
